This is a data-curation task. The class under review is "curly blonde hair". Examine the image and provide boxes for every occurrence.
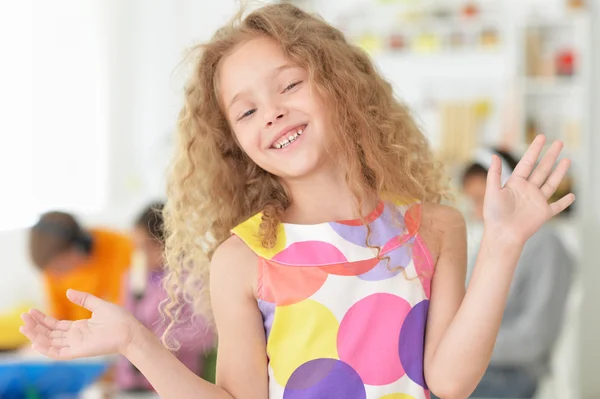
[161,3,448,342]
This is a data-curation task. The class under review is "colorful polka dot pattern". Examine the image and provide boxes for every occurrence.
[231,201,434,399]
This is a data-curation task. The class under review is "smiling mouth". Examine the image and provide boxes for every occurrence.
[271,125,306,149]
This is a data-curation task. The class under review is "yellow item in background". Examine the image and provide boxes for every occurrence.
[413,33,441,53]
[473,99,492,120]
[356,34,384,54]
[0,304,31,349]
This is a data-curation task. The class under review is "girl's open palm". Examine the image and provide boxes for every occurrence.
[483,135,575,244]
[20,289,138,360]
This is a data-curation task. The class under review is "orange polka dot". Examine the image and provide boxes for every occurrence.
[404,203,421,236]
[319,258,379,276]
[259,259,328,306]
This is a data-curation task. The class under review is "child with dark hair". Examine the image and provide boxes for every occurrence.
[115,202,216,392]
[29,211,133,321]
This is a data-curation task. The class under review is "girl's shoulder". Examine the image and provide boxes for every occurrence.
[211,235,260,298]
[421,202,466,228]
[418,202,467,264]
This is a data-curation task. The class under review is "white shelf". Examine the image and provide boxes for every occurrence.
[522,77,585,96]
[523,12,591,29]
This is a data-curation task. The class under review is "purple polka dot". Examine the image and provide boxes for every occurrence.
[257,299,275,340]
[358,239,413,281]
[399,300,429,388]
[330,204,405,248]
[284,359,366,399]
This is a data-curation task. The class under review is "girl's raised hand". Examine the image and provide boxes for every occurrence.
[482,135,575,244]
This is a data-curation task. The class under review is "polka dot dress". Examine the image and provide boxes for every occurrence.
[231,200,434,399]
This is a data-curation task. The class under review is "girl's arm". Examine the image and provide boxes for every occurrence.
[20,236,268,399]
[421,204,521,399]
[422,137,574,399]
[123,236,268,399]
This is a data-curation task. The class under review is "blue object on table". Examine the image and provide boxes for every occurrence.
[0,356,111,399]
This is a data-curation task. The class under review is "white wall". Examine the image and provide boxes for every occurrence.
[0,231,44,311]
[0,0,239,312]
[1,0,113,312]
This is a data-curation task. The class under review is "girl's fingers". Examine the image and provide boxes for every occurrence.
[529,141,563,187]
[550,193,576,216]
[29,309,72,332]
[541,158,571,199]
[512,135,546,179]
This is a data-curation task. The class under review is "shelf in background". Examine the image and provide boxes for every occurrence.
[522,77,585,96]
[522,12,591,29]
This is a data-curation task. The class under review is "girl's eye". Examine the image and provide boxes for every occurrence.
[239,109,256,120]
[283,81,302,92]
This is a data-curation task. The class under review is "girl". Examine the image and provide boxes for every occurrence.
[115,202,216,392]
[20,4,574,399]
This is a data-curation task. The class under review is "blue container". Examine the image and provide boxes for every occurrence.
[0,356,111,399]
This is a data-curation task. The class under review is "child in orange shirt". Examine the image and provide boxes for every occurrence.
[29,211,133,321]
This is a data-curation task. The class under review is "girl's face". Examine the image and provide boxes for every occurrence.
[132,227,163,272]
[219,36,333,179]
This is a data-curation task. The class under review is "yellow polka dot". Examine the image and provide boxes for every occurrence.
[231,212,286,259]
[379,395,416,399]
[267,299,339,386]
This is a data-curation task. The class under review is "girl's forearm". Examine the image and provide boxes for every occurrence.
[428,230,523,398]
[123,324,233,399]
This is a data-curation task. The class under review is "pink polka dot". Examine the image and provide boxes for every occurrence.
[273,241,348,265]
[381,236,402,254]
[337,294,411,386]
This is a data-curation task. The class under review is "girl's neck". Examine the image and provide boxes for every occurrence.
[281,169,378,225]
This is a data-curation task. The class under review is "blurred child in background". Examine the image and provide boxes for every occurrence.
[29,211,133,321]
[115,202,216,392]
[460,148,574,398]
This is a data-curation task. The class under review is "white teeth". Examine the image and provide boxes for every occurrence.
[272,127,305,149]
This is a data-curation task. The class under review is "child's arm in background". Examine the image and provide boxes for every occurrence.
[43,274,69,321]
[106,236,136,306]
[164,297,217,354]
[422,138,574,399]
[124,236,268,398]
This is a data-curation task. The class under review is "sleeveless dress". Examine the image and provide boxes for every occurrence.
[232,200,434,399]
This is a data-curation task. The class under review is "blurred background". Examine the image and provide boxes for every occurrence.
[1,0,598,398]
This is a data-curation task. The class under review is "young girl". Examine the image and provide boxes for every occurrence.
[20,4,574,399]
[115,202,216,392]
